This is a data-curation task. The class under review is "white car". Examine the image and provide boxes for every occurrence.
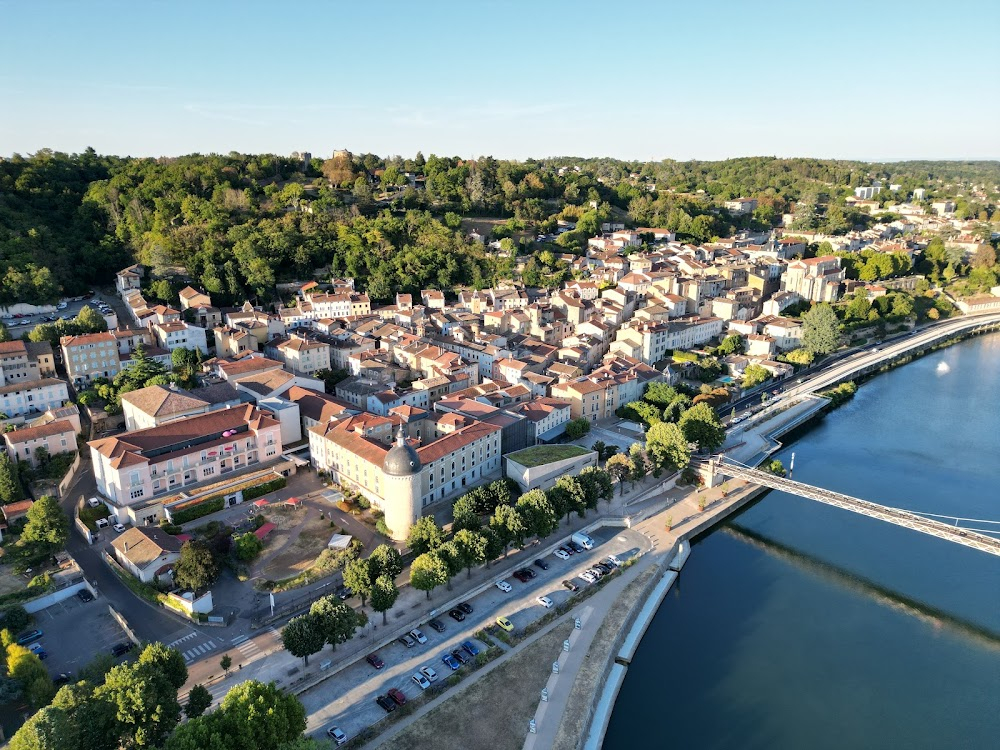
[409,628,427,644]
[495,580,512,593]
[536,596,554,609]
[580,571,597,584]
[88,497,102,507]
[553,549,570,561]
[411,672,431,690]
[113,523,126,533]
[419,666,438,683]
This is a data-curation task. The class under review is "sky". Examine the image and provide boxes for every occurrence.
[2,0,998,162]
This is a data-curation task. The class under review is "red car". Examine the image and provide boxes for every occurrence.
[366,653,384,669]
[387,688,406,706]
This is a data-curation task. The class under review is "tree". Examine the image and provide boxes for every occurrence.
[7,643,54,708]
[75,305,108,333]
[405,516,443,556]
[96,659,181,748]
[716,334,745,356]
[49,680,119,750]
[450,529,488,578]
[579,466,614,508]
[281,614,325,666]
[606,453,635,495]
[368,544,403,580]
[233,532,264,562]
[971,244,996,269]
[565,418,591,440]
[1,604,31,634]
[410,552,450,598]
[137,642,188,690]
[184,685,212,719]
[550,476,586,524]
[0,451,22,503]
[784,348,814,366]
[173,541,219,592]
[801,303,841,355]
[20,494,68,551]
[370,574,398,626]
[451,494,481,532]
[628,443,649,486]
[309,596,365,649]
[514,490,558,539]
[8,706,77,750]
[679,403,726,452]
[490,504,526,557]
[591,441,607,462]
[741,364,772,389]
[0,322,10,343]
[342,558,373,608]
[645,422,691,474]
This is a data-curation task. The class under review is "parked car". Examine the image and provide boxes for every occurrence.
[412,672,431,690]
[559,545,574,555]
[95,518,109,529]
[496,616,514,632]
[427,619,446,633]
[450,649,468,665]
[553,549,570,561]
[87,497,101,507]
[512,570,530,583]
[567,541,584,554]
[595,563,613,574]
[54,673,72,686]
[16,630,43,645]
[28,644,47,660]
[409,628,427,644]
[536,596,554,609]
[387,688,406,706]
[448,609,466,622]
[457,602,473,614]
[580,571,597,584]
[461,640,480,657]
[495,579,512,592]
[605,555,622,568]
[419,665,438,682]
[113,523,126,533]
[441,653,461,671]
[533,558,550,571]
[398,633,417,648]
[366,652,384,669]
[77,589,94,603]
[326,726,348,746]
[375,694,396,713]
[588,567,604,579]
[562,580,579,592]
[111,642,133,657]
[335,585,352,600]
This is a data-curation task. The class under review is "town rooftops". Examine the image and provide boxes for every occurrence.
[0,377,65,396]
[0,341,28,356]
[120,385,209,418]
[60,331,116,347]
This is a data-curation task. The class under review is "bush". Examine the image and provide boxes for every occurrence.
[0,606,31,633]
[233,532,264,562]
[241,475,287,501]
[169,496,225,525]
[375,519,392,538]
[356,495,371,510]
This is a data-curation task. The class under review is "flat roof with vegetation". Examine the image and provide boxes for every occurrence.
[506,444,591,468]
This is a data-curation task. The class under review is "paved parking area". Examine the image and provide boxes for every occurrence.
[32,594,129,676]
[302,526,649,741]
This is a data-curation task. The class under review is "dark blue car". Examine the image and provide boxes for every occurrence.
[441,653,461,671]
[461,640,480,657]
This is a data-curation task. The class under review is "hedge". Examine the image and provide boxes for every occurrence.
[242,475,287,501]
[170,496,225,525]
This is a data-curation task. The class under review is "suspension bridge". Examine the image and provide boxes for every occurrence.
[715,458,1000,558]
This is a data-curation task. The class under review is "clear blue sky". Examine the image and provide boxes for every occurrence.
[2,0,997,161]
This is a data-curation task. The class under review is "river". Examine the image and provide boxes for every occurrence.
[604,333,1000,749]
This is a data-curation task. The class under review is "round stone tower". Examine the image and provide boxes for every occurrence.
[382,427,421,542]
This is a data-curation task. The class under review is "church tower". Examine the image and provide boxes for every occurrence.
[382,427,421,542]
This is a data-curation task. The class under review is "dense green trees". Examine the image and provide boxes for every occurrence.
[409,552,450,598]
[308,596,365,650]
[173,541,219,592]
[678,403,727,452]
[405,515,443,556]
[281,615,325,666]
[20,495,68,553]
[802,303,841,355]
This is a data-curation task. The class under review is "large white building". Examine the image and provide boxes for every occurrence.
[308,412,502,540]
[780,256,845,303]
[0,377,69,418]
[61,331,120,386]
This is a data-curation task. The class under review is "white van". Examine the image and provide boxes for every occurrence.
[95,518,110,529]
[88,497,102,508]
[571,532,595,551]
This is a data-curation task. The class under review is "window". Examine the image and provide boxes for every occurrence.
[203,466,215,477]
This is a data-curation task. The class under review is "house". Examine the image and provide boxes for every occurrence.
[780,256,845,303]
[0,341,40,386]
[724,198,758,215]
[61,332,120,386]
[4,418,78,468]
[264,334,332,377]
[120,384,212,431]
[0,378,70,418]
[111,527,182,584]
[152,321,209,355]
[1,500,34,531]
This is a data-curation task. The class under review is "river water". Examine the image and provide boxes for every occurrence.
[604,333,1000,749]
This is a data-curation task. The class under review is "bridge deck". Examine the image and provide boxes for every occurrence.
[717,461,1000,558]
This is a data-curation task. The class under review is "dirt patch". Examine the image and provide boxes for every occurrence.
[0,567,25,597]
[255,509,333,581]
[380,621,576,750]
[551,565,659,750]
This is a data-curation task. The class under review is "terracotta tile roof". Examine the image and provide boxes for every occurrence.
[60,332,116,348]
[0,341,27,356]
[218,357,284,378]
[285,386,354,422]
[234,369,295,395]
[111,526,181,568]
[5,418,76,444]
[416,420,501,464]
[120,385,209,417]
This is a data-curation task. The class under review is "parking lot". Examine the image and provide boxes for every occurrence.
[2,294,113,338]
[30,592,130,677]
[301,525,649,742]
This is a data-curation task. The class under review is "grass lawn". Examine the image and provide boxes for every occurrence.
[380,620,575,750]
[506,444,591,468]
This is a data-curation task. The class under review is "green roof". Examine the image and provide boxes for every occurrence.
[506,444,591,468]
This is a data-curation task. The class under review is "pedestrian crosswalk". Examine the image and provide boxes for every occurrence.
[180,639,217,663]
[229,627,277,662]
